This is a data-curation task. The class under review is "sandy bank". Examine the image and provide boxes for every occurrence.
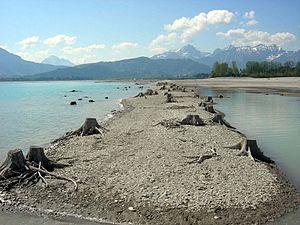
[1,83,299,225]
[170,77,300,96]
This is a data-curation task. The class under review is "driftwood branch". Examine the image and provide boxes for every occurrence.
[187,146,218,164]
[29,165,78,191]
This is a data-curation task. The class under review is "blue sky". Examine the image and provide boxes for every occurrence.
[0,0,299,64]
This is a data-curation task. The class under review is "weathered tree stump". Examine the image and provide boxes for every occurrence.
[26,146,54,171]
[135,92,145,97]
[0,149,29,179]
[0,148,78,190]
[72,118,107,136]
[205,105,216,113]
[166,93,176,103]
[160,85,166,90]
[144,89,154,95]
[201,96,213,103]
[198,101,207,107]
[180,115,205,126]
[225,138,274,163]
[211,113,235,129]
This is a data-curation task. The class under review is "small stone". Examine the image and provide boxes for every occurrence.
[214,216,221,220]
[128,207,136,212]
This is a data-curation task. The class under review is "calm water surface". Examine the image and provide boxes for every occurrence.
[200,88,300,224]
[0,81,142,161]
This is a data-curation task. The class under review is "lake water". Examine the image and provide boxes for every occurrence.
[0,82,299,224]
[0,81,142,161]
[199,88,300,224]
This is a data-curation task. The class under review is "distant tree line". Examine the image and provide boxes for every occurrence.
[210,61,300,78]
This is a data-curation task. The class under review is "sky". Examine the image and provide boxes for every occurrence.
[0,0,300,64]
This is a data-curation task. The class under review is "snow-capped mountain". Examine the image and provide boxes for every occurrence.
[41,55,74,67]
[152,44,299,68]
[152,44,210,60]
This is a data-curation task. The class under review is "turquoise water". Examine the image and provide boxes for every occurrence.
[199,88,300,224]
[0,81,141,162]
[0,83,299,224]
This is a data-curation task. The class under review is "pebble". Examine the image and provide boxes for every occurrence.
[128,206,136,212]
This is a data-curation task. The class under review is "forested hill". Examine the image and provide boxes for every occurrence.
[22,57,211,80]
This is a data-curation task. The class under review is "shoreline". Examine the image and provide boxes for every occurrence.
[170,77,300,97]
[1,81,300,224]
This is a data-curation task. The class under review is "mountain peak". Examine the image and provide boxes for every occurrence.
[151,44,299,68]
[177,44,197,52]
[42,55,74,67]
[152,44,210,60]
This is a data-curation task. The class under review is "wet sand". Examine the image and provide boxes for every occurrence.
[1,80,300,224]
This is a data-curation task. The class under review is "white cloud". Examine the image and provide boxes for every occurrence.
[76,55,99,65]
[149,47,167,54]
[18,36,39,50]
[43,34,77,46]
[17,49,50,62]
[149,32,177,49]
[61,44,105,64]
[244,11,255,19]
[62,44,105,55]
[0,44,9,51]
[246,20,258,26]
[217,28,296,47]
[112,42,138,50]
[243,10,258,26]
[165,10,235,41]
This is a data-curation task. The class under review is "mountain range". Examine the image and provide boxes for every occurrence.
[25,57,210,80]
[0,48,64,78]
[152,44,300,68]
[1,44,300,80]
[41,55,74,67]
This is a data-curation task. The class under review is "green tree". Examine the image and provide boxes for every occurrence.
[210,61,221,77]
[295,62,300,76]
[231,61,239,77]
[219,63,228,76]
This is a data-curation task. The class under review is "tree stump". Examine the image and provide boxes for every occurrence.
[226,138,274,164]
[26,146,54,171]
[0,149,29,179]
[135,92,145,97]
[73,118,107,136]
[180,115,205,126]
[211,113,235,129]
[166,93,175,103]
[198,102,207,107]
[144,89,154,95]
[0,148,77,190]
[160,85,166,90]
[201,96,213,103]
[205,105,216,113]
